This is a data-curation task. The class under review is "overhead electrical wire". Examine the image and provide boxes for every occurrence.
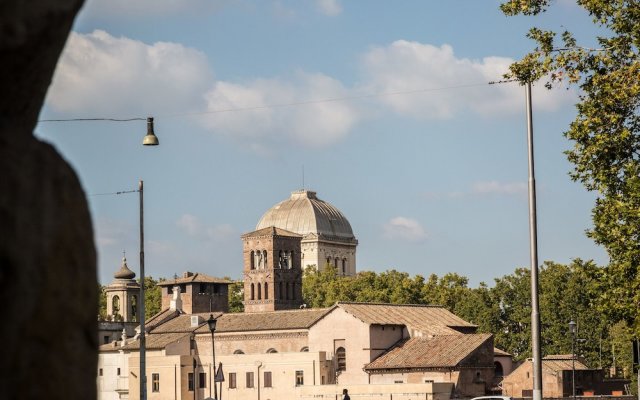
[37,79,519,123]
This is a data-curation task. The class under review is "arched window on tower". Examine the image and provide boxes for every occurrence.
[257,283,262,300]
[334,257,339,268]
[278,250,284,268]
[263,250,268,268]
[112,295,120,315]
[288,251,293,269]
[130,295,137,321]
[250,283,255,300]
[264,282,269,300]
[342,259,346,275]
[250,251,255,270]
[336,347,346,371]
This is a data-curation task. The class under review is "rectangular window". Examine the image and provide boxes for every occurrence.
[229,373,237,389]
[103,335,110,344]
[99,368,103,377]
[199,372,206,388]
[188,372,194,391]
[199,283,207,294]
[295,370,304,386]
[152,373,160,392]
[246,372,254,388]
[264,371,272,388]
[117,368,121,376]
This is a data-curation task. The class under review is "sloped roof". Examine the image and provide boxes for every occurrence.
[336,302,476,335]
[144,308,182,332]
[365,333,492,371]
[542,354,589,372]
[121,332,192,351]
[150,312,223,334]
[241,226,303,238]
[195,308,332,334]
[158,272,232,286]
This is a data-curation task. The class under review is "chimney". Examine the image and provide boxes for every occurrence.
[170,286,183,311]
[120,328,128,347]
[183,271,194,278]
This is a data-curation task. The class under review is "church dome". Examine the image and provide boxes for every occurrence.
[114,256,136,280]
[256,190,355,240]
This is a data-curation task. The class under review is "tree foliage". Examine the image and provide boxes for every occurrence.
[228,280,244,313]
[501,0,640,334]
[301,260,634,374]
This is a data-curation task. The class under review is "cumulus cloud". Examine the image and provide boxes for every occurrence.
[471,181,527,196]
[383,217,428,242]
[360,40,573,119]
[47,30,213,116]
[201,72,359,148]
[316,0,342,16]
[46,31,571,153]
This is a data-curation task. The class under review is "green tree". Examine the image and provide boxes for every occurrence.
[98,284,107,321]
[143,276,162,317]
[501,0,640,334]
[228,280,244,313]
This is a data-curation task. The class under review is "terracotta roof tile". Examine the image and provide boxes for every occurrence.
[121,332,192,351]
[542,355,589,371]
[151,312,223,334]
[336,302,476,335]
[365,333,492,371]
[195,308,331,334]
[144,309,181,332]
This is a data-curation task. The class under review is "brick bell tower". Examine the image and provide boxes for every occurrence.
[241,226,303,312]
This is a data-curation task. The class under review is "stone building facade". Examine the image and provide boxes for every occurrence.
[241,226,303,312]
[157,272,231,314]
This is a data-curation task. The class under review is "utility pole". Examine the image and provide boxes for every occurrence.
[526,81,543,400]
[139,180,147,400]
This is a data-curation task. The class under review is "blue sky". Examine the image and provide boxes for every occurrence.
[36,0,609,286]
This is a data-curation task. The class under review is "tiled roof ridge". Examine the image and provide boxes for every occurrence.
[336,301,443,308]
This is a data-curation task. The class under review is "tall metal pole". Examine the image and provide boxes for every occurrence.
[139,180,147,400]
[211,331,218,400]
[572,333,576,400]
[526,82,543,400]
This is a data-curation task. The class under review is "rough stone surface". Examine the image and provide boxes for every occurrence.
[0,0,97,399]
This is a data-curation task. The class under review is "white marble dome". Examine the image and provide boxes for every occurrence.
[256,190,355,240]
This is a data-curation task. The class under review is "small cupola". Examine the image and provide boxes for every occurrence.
[114,255,136,280]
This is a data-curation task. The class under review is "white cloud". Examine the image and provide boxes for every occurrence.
[47,30,213,116]
[201,72,359,148]
[359,40,573,119]
[316,0,342,16]
[471,181,527,196]
[383,217,428,242]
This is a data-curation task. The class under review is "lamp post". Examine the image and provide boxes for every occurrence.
[525,81,543,400]
[207,314,218,400]
[569,320,577,400]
